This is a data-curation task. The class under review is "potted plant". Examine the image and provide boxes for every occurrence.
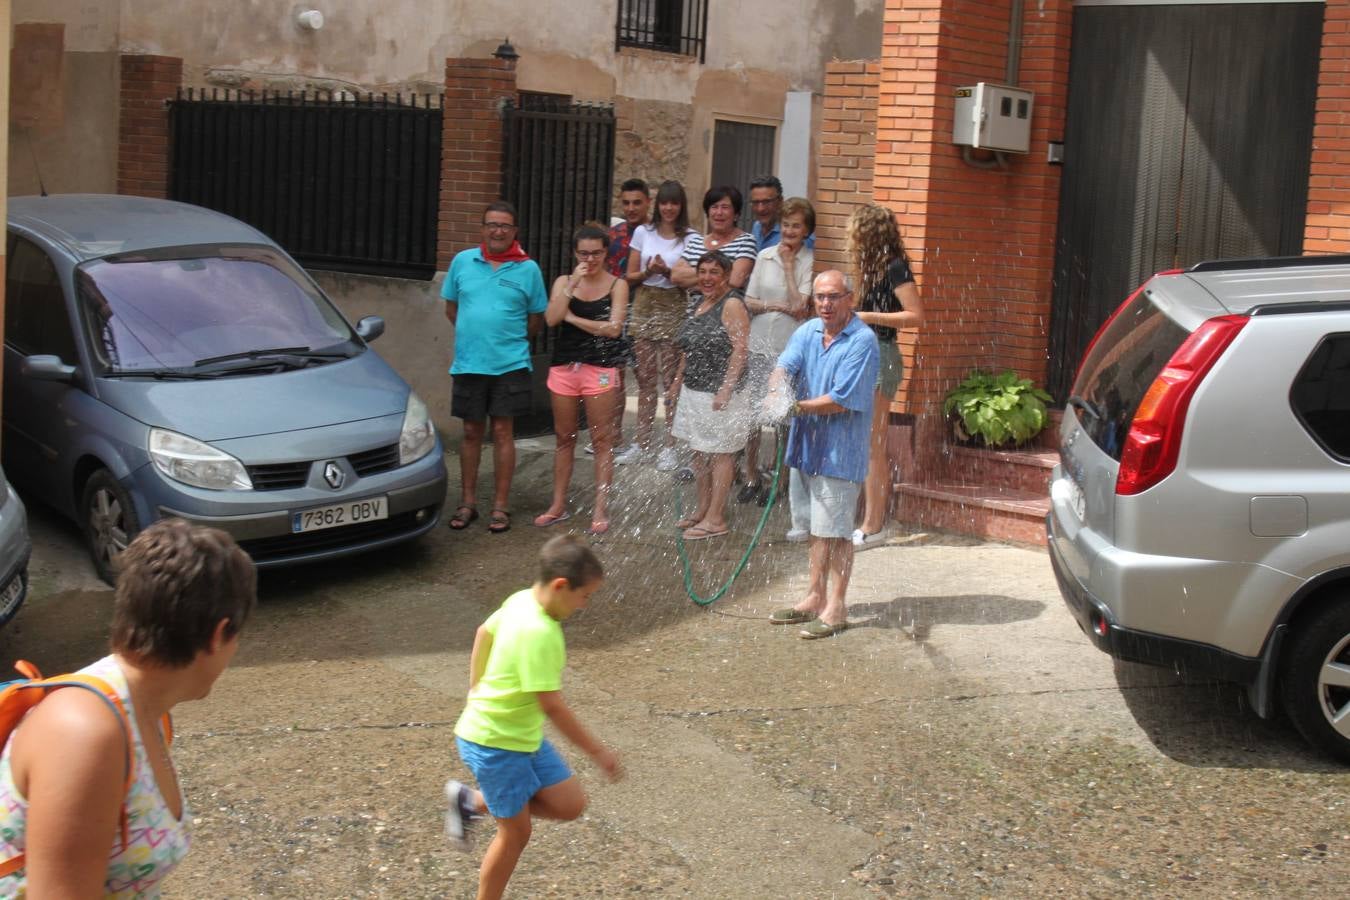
[942,370,1054,449]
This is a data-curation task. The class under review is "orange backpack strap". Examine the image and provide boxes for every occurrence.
[0,671,137,879]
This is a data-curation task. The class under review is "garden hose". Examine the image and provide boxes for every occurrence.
[675,434,787,607]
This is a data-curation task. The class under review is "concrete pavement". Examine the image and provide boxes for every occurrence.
[3,435,1347,897]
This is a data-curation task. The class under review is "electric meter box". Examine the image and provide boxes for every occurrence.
[953,83,1034,154]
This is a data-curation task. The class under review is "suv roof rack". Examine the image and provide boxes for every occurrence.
[1189,254,1350,274]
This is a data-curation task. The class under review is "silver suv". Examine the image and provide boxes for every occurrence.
[1048,256,1350,762]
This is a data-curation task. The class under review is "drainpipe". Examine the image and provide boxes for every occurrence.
[1006,0,1024,87]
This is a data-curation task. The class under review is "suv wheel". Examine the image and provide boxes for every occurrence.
[81,469,140,585]
[1280,601,1350,763]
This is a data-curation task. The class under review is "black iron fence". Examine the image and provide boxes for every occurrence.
[502,99,616,293]
[168,89,442,280]
[616,0,709,62]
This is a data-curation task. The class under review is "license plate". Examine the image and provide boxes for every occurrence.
[1066,477,1086,522]
[292,497,387,533]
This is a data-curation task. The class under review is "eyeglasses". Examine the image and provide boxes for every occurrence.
[482,222,516,231]
[813,291,850,303]
[575,249,605,259]
[749,198,780,207]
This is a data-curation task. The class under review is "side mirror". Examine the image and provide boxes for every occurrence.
[22,355,77,383]
[356,316,385,342]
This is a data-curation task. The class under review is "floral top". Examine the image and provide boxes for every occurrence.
[0,656,190,898]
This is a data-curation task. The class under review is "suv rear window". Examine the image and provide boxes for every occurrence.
[1070,289,1190,460]
[1291,333,1350,461]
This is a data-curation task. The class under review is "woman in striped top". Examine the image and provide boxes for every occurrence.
[671,186,759,293]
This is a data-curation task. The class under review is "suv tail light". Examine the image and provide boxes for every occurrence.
[1116,314,1248,495]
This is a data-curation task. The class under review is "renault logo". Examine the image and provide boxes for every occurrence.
[323,461,345,490]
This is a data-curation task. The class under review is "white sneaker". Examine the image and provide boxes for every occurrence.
[852,527,889,551]
[656,447,680,472]
[614,443,644,465]
[785,528,809,543]
[444,780,476,850]
[584,443,596,455]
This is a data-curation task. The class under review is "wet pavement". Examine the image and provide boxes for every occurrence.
[4,435,1347,898]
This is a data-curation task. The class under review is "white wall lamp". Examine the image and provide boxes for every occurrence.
[297,9,325,31]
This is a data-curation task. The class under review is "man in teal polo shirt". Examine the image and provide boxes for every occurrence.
[442,201,549,534]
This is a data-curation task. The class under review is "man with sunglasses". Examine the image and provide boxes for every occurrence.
[763,270,879,639]
[748,174,815,252]
[441,201,549,535]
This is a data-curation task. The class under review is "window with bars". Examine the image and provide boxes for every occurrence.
[615,0,708,62]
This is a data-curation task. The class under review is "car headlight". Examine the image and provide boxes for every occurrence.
[399,392,436,465]
[149,428,253,490]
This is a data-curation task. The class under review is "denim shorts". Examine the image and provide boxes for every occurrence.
[788,469,862,539]
[455,737,573,819]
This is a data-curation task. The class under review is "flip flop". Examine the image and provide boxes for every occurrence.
[769,608,816,625]
[533,511,572,528]
[586,521,610,537]
[800,620,849,639]
[447,506,478,530]
[487,509,512,534]
[675,517,700,530]
[682,525,729,541]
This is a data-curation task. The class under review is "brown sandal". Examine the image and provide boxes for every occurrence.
[487,509,511,534]
[448,506,478,530]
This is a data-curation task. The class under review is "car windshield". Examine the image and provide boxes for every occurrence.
[76,245,357,373]
[1070,288,1190,460]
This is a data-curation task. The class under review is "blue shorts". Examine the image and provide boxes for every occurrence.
[455,736,573,819]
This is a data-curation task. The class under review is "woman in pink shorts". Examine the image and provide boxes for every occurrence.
[536,223,630,535]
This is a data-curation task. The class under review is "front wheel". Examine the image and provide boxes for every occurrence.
[81,469,141,585]
[1280,600,1350,763]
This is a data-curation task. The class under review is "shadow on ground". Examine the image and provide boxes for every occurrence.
[1112,659,1339,772]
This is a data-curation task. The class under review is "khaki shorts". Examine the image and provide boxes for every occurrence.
[630,285,687,342]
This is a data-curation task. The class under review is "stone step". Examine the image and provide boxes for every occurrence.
[946,445,1058,496]
[893,480,1049,546]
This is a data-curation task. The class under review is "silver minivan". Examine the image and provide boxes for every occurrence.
[1048,256,1350,762]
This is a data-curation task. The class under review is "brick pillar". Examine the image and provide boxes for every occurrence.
[438,58,517,271]
[117,54,181,198]
[872,0,1072,471]
[1305,0,1350,252]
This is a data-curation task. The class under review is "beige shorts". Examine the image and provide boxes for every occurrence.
[630,285,687,342]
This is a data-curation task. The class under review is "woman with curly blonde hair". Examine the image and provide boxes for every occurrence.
[846,203,924,549]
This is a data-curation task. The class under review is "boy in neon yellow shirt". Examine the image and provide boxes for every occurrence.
[446,535,623,900]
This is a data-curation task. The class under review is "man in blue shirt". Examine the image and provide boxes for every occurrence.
[764,269,879,638]
[748,174,816,252]
[442,201,549,535]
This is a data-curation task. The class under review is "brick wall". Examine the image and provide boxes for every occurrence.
[438,58,517,270]
[117,55,182,198]
[814,61,880,273]
[1306,0,1350,251]
[870,0,1072,465]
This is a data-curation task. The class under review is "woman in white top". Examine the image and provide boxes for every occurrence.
[739,197,816,502]
[618,181,694,469]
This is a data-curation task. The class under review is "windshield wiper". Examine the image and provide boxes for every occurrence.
[1068,394,1104,422]
[101,368,230,380]
[193,346,311,367]
[193,346,355,369]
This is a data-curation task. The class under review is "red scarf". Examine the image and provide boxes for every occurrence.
[480,241,531,263]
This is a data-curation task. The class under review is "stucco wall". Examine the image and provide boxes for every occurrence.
[8,2,120,196]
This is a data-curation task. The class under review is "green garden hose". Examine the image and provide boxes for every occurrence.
[675,437,787,606]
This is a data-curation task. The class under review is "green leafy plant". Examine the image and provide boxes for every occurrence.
[942,370,1054,448]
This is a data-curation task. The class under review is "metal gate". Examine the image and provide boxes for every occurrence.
[169,90,443,280]
[502,97,616,289]
[501,97,616,435]
[1047,2,1323,399]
